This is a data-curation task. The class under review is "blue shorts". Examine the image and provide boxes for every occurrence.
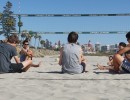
[121,59,130,73]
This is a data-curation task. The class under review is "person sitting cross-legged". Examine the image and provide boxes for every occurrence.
[19,39,42,67]
[0,34,41,73]
[59,31,87,74]
[97,32,130,73]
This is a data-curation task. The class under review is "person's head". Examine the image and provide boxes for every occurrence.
[126,31,130,43]
[125,50,130,60]
[22,39,29,49]
[118,42,126,50]
[7,34,19,46]
[67,31,78,43]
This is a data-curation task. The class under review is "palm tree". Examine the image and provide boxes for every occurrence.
[38,35,41,48]
[40,40,45,48]
[29,31,34,40]
[21,32,26,41]
[34,32,39,48]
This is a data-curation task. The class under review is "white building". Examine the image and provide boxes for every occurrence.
[95,42,101,52]
[101,45,110,52]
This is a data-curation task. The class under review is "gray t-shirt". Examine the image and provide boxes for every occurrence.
[62,43,83,74]
[0,43,17,73]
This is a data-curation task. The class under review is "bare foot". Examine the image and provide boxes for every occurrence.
[32,61,43,67]
[83,71,88,73]
[97,64,105,70]
[107,62,111,66]
[38,61,43,67]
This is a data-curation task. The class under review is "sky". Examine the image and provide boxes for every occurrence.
[0,0,130,46]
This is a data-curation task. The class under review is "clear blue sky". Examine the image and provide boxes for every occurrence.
[0,0,130,46]
[0,0,130,32]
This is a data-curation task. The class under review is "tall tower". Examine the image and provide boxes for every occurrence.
[18,0,21,14]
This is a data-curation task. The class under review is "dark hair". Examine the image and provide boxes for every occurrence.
[126,31,130,40]
[119,42,126,47]
[0,40,4,43]
[67,31,78,43]
[23,39,29,45]
[125,50,130,54]
[7,34,19,44]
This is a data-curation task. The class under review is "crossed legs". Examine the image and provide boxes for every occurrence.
[21,60,32,72]
[97,54,124,73]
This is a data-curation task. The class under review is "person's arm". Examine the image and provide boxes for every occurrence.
[59,47,63,65]
[20,48,28,55]
[79,48,86,63]
[117,47,130,55]
[28,50,33,60]
[81,55,86,61]
[14,56,20,63]
[20,48,32,56]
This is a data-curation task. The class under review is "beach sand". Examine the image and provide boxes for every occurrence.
[0,56,130,100]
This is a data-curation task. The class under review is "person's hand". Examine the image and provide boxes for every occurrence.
[27,50,33,56]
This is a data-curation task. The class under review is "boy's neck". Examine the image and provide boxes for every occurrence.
[7,42,16,47]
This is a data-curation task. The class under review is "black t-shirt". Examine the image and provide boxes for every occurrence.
[0,43,17,73]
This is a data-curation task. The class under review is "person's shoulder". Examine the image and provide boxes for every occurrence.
[63,43,68,47]
[21,47,25,50]
[0,43,7,45]
[75,44,81,48]
[127,44,130,47]
[5,43,15,48]
[6,43,17,52]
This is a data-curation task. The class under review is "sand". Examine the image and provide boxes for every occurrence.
[0,56,130,100]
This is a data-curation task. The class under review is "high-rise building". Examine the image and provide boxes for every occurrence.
[101,45,110,52]
[95,42,101,52]
[109,44,115,51]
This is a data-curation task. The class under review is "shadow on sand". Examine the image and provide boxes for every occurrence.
[17,78,130,81]
[36,71,63,74]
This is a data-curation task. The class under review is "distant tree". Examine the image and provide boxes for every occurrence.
[58,40,61,48]
[29,31,34,39]
[0,13,2,25]
[45,39,49,49]
[2,1,16,37]
[38,35,41,48]
[21,32,26,41]
[21,30,28,41]
[0,13,2,34]
[0,13,2,20]
[34,33,39,48]
[27,31,33,42]
[40,40,45,48]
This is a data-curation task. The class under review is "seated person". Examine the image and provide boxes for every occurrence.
[20,40,33,61]
[20,39,41,67]
[0,34,40,73]
[107,42,126,66]
[59,31,87,74]
[97,50,130,73]
[97,32,130,73]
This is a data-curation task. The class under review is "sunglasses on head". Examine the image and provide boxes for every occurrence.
[24,44,29,45]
